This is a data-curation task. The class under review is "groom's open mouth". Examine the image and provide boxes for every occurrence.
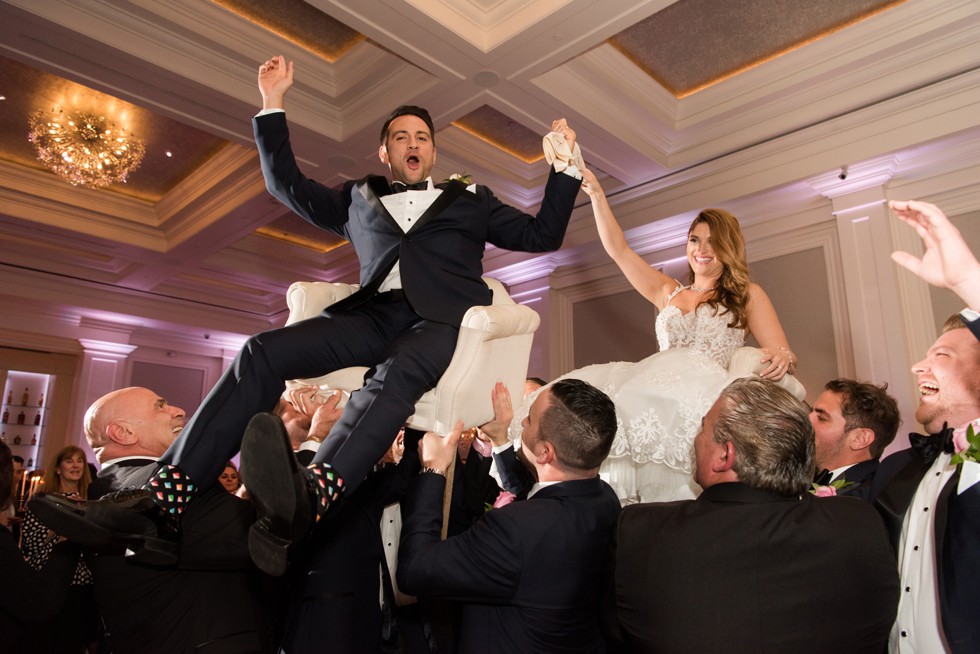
[406,155,420,169]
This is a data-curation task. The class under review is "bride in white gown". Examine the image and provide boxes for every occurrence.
[516,170,798,504]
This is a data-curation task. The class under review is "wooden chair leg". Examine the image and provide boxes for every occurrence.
[440,455,456,541]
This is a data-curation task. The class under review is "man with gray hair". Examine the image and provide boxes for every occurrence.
[603,377,899,654]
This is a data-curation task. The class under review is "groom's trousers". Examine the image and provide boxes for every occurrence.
[159,292,458,494]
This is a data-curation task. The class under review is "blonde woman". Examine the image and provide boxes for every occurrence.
[521,170,796,503]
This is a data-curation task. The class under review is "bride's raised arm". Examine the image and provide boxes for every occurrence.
[745,282,797,381]
[582,169,678,310]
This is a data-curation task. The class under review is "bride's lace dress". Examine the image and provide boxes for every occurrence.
[517,286,745,504]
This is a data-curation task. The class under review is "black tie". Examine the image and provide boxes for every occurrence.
[391,181,428,193]
[813,469,833,485]
[908,423,955,465]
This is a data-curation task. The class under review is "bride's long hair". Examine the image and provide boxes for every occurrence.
[686,208,750,329]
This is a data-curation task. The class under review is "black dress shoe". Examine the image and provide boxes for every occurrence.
[29,489,179,566]
[240,412,315,576]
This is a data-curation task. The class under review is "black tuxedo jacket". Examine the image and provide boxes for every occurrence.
[833,458,879,501]
[87,458,274,653]
[874,447,980,653]
[604,483,898,654]
[254,112,581,326]
[398,473,620,653]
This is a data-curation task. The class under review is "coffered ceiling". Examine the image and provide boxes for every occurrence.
[0,0,977,350]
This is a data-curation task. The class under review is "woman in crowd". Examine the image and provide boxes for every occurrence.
[20,445,100,652]
[218,461,242,494]
[521,170,797,503]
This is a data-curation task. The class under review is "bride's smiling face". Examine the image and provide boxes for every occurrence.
[687,222,724,278]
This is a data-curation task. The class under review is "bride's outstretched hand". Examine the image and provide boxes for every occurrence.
[581,168,604,200]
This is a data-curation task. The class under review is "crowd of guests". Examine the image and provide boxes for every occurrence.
[0,55,977,653]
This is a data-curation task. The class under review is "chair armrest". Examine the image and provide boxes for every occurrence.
[727,346,807,401]
[459,303,540,338]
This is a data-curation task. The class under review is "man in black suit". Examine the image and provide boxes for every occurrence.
[36,55,583,574]
[873,317,980,653]
[73,387,274,654]
[397,379,620,654]
[809,378,900,500]
[604,377,898,654]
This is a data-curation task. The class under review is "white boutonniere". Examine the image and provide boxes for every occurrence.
[445,173,473,185]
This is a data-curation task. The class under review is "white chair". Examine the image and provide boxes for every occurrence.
[284,277,540,434]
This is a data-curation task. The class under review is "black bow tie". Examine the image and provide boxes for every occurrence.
[813,469,833,485]
[391,181,429,193]
[908,423,955,465]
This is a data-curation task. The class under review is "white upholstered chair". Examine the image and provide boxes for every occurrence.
[284,277,540,434]
[727,346,807,400]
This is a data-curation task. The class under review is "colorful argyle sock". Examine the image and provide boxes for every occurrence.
[144,465,197,517]
[306,462,344,518]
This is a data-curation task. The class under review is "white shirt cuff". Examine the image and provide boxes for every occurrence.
[255,108,285,117]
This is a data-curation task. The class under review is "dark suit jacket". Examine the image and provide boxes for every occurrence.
[874,446,980,653]
[398,473,620,654]
[0,526,79,651]
[253,112,581,326]
[87,458,274,653]
[281,437,424,654]
[605,482,898,654]
[833,458,879,501]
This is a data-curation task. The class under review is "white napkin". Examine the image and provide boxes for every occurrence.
[542,131,585,173]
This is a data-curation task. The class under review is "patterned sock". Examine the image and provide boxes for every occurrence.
[306,462,344,518]
[144,465,197,517]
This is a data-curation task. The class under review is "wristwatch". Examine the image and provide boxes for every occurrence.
[420,466,446,477]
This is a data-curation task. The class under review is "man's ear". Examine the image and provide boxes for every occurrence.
[714,441,736,473]
[847,427,875,452]
[536,441,555,466]
[378,144,388,165]
[106,420,138,446]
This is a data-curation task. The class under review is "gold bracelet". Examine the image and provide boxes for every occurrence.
[420,466,446,477]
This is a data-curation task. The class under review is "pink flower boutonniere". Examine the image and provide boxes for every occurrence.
[951,423,980,466]
[809,478,856,497]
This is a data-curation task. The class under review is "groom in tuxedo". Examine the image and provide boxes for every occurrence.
[809,378,900,501]
[872,314,980,653]
[33,55,583,576]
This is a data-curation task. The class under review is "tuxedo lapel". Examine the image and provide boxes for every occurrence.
[357,176,400,232]
[408,180,475,234]
[875,454,931,549]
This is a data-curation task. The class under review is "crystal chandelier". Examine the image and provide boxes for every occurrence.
[27,107,146,188]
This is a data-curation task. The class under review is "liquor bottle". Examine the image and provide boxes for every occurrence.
[34,411,40,426]
[13,435,21,445]
[27,458,33,467]
[1,409,7,423]
[31,433,37,445]
[5,390,11,404]
[16,411,25,425]
[38,393,43,408]
[21,387,29,406]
